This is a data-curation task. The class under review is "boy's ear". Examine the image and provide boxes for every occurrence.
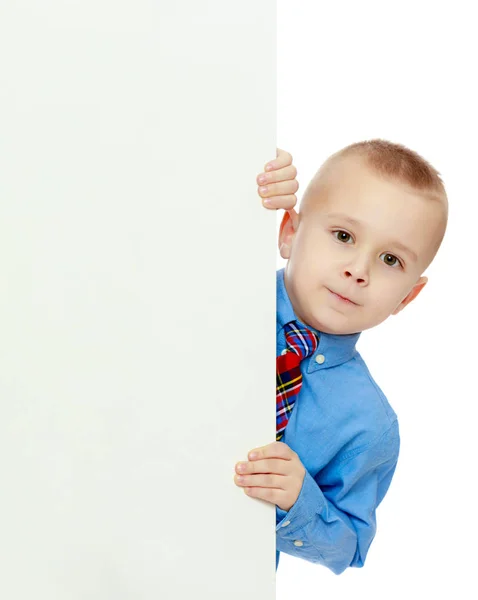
[278,209,300,259]
[392,276,428,315]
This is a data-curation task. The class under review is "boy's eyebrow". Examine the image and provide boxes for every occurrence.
[326,213,362,228]
[390,241,418,262]
[326,212,418,262]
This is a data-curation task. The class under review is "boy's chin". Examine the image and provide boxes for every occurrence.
[306,311,362,336]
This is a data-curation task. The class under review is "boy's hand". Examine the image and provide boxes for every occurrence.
[257,148,298,210]
[234,442,305,512]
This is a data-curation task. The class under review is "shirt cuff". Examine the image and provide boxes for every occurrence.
[276,469,326,534]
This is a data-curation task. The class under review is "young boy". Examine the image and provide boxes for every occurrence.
[234,141,448,574]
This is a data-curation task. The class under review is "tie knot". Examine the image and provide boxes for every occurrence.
[284,321,319,360]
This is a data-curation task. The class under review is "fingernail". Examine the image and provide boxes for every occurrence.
[249,452,258,460]
[263,199,272,207]
[266,163,275,171]
[237,463,246,473]
[236,475,244,483]
[259,186,268,194]
[258,175,267,184]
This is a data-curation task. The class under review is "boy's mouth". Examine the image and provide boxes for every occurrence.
[327,288,359,306]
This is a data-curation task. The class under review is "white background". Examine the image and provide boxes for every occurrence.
[276,1,477,598]
[0,2,276,598]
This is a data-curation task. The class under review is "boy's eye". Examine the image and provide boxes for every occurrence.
[380,253,401,268]
[334,230,353,243]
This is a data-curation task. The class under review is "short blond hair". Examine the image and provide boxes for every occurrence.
[312,138,447,204]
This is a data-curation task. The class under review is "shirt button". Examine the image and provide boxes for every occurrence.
[293,540,304,547]
[282,520,291,527]
[315,354,325,364]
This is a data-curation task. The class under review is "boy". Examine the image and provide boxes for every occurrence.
[234,141,448,574]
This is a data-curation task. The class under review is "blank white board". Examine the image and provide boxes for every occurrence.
[0,2,277,597]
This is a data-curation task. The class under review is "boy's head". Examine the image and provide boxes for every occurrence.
[279,139,448,335]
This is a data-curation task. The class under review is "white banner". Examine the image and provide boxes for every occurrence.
[0,2,277,598]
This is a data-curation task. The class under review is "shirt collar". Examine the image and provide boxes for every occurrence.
[276,268,361,370]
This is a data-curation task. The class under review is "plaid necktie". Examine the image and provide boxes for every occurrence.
[276,321,319,441]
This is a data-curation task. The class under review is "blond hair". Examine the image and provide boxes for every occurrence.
[327,139,446,200]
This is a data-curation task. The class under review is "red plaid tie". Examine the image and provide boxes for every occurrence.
[276,321,319,441]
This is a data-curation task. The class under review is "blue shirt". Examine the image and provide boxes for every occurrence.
[275,269,400,574]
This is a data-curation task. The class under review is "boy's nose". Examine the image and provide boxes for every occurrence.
[342,264,369,286]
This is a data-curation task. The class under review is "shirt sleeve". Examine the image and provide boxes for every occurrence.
[275,420,400,575]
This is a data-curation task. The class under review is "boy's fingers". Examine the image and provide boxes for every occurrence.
[258,180,299,199]
[234,473,285,489]
[257,164,298,186]
[244,486,286,506]
[264,148,293,172]
[236,458,288,475]
[249,442,293,461]
[262,195,297,210]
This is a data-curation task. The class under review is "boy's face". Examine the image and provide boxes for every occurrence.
[280,157,446,335]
